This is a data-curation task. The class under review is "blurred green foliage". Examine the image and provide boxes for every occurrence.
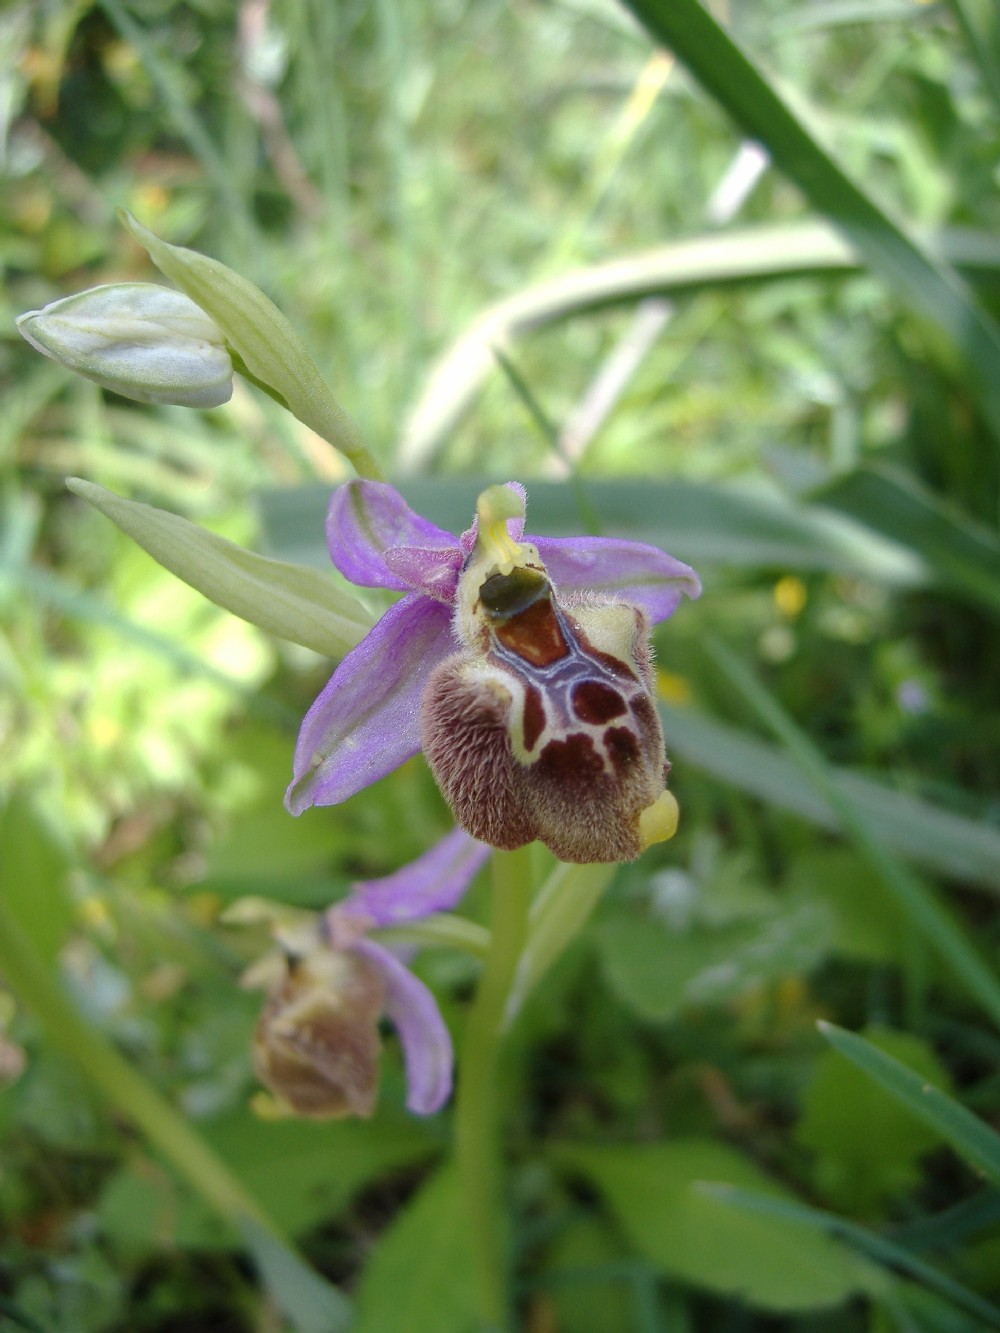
[3,0,1000,1330]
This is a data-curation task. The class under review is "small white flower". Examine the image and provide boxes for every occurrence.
[16,283,234,408]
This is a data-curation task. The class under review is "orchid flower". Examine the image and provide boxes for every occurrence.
[287,481,701,863]
[239,827,490,1118]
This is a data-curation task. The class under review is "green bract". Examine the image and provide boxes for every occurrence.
[118,212,381,479]
[68,479,374,660]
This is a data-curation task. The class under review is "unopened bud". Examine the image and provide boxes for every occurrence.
[16,283,234,408]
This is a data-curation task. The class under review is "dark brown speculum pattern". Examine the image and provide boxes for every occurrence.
[421,567,667,863]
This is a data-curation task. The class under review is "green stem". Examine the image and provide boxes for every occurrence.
[504,860,615,1028]
[454,845,535,1332]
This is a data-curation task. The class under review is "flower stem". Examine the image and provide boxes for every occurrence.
[455,845,535,1332]
[504,860,616,1028]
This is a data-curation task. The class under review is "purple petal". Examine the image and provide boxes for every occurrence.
[354,939,453,1115]
[384,545,462,603]
[344,827,491,928]
[534,534,701,624]
[327,480,459,591]
[286,594,455,814]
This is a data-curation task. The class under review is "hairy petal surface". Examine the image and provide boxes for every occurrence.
[345,827,490,927]
[383,545,463,603]
[356,938,454,1115]
[533,534,701,624]
[327,480,458,590]
[287,594,454,813]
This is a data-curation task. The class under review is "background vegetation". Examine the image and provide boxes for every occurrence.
[3,0,1000,1329]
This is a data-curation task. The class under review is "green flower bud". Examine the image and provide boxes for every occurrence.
[16,283,234,408]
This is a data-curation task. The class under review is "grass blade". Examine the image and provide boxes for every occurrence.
[948,0,1000,119]
[814,465,1000,617]
[659,704,1000,898]
[699,1183,1000,1328]
[399,222,1000,469]
[621,0,1000,450]
[819,1023,1000,1188]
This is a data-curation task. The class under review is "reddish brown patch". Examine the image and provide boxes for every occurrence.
[572,680,627,724]
[536,731,604,790]
[603,725,641,773]
[495,598,568,667]
[522,684,546,751]
[630,693,657,732]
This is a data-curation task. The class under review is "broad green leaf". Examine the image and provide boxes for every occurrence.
[661,705,1000,897]
[819,1023,1000,1188]
[796,1028,952,1215]
[354,1166,478,1333]
[68,478,373,659]
[0,1295,47,1333]
[102,1105,438,1247]
[596,898,830,1023]
[552,1139,876,1311]
[205,1108,440,1239]
[119,212,382,477]
[621,0,1000,450]
[785,849,908,963]
[813,464,1000,617]
[0,895,345,1333]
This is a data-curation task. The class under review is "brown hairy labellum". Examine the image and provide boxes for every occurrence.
[253,948,386,1119]
[421,534,670,863]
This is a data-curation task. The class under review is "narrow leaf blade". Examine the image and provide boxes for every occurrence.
[622,0,1000,448]
[819,1023,1000,1187]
